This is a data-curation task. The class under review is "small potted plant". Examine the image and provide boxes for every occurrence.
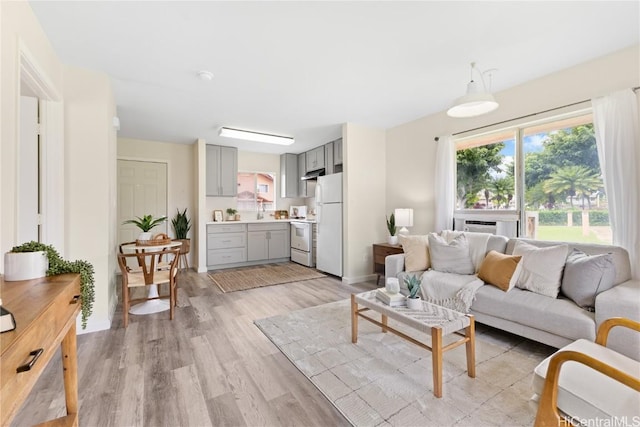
[171,208,191,255]
[226,208,238,221]
[404,275,422,310]
[386,213,397,245]
[122,214,167,241]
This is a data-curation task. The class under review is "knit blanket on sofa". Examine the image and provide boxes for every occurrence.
[420,270,484,313]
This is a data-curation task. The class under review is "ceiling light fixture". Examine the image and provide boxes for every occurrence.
[219,127,294,145]
[197,70,214,81]
[447,62,499,118]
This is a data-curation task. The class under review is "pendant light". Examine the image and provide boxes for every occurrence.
[447,62,499,118]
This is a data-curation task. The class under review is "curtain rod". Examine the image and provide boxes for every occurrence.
[434,86,640,142]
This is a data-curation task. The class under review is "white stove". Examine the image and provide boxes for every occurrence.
[290,220,315,267]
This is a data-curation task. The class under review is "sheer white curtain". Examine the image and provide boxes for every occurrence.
[592,89,640,279]
[434,135,455,232]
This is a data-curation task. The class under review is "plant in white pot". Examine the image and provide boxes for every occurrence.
[123,214,167,241]
[226,208,238,221]
[386,213,397,245]
[171,208,191,255]
[7,241,95,328]
[404,275,422,310]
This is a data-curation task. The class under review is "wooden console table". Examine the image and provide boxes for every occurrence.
[1,273,81,426]
[372,242,404,285]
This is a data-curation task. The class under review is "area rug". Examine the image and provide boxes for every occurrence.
[255,299,554,427]
[208,262,326,293]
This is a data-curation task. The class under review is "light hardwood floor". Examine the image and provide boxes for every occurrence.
[12,269,377,426]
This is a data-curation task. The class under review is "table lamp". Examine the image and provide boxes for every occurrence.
[394,208,413,235]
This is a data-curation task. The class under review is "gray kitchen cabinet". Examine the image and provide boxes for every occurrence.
[324,141,334,175]
[206,144,238,196]
[206,223,247,267]
[280,153,298,198]
[297,152,307,197]
[334,138,343,165]
[247,223,290,261]
[305,146,325,172]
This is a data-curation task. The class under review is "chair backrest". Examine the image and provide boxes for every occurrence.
[117,247,180,286]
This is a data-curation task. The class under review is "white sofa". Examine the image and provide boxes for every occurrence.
[385,233,640,361]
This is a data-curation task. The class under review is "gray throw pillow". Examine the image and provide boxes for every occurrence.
[561,249,616,310]
[427,233,475,275]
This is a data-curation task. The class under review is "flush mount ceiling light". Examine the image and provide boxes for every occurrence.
[219,127,294,145]
[447,62,499,118]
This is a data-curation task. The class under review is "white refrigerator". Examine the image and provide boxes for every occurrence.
[315,172,343,277]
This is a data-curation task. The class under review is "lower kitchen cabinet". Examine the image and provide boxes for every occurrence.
[207,223,247,267]
[247,223,290,262]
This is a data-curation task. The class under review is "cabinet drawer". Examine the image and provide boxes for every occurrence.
[207,223,246,233]
[248,222,289,232]
[207,248,247,266]
[207,232,246,249]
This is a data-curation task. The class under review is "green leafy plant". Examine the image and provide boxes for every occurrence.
[386,213,396,236]
[404,275,421,299]
[226,208,238,216]
[11,241,95,328]
[171,208,191,239]
[122,214,167,232]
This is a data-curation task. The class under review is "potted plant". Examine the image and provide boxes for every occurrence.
[404,275,422,310]
[122,214,167,241]
[226,208,238,221]
[7,241,95,328]
[171,208,191,255]
[386,213,397,245]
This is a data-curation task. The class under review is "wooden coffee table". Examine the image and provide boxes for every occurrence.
[351,290,476,398]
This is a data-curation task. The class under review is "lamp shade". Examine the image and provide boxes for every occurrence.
[394,208,413,234]
[447,81,498,118]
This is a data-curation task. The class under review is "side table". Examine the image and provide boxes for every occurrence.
[372,242,404,285]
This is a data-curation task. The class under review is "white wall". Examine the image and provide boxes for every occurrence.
[343,123,386,283]
[64,65,116,333]
[386,45,640,236]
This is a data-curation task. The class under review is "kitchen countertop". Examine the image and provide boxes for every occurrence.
[206,218,316,225]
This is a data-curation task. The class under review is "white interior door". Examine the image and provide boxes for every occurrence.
[117,160,168,244]
[18,95,40,243]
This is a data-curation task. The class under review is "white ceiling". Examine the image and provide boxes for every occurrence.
[29,1,639,154]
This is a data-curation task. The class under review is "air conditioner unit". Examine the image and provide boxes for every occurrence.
[453,218,518,238]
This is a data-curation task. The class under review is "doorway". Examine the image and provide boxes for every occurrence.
[117,160,168,244]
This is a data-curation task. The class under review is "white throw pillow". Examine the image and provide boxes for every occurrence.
[512,240,569,298]
[427,233,475,275]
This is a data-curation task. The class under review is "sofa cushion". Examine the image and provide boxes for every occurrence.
[428,233,474,274]
[398,234,430,272]
[473,285,596,342]
[561,249,616,310]
[512,240,568,298]
[477,250,522,291]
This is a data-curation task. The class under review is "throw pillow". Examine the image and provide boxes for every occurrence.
[561,249,616,310]
[512,240,569,298]
[428,233,475,275]
[398,234,430,272]
[477,250,522,292]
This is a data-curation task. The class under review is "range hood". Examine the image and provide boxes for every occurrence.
[301,168,325,181]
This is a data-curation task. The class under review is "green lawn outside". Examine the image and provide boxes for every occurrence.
[535,226,612,244]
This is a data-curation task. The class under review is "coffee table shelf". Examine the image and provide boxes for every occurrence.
[351,290,476,397]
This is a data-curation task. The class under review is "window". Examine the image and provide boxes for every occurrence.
[237,172,276,212]
[455,113,611,244]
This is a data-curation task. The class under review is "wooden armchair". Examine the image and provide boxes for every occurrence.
[534,317,640,426]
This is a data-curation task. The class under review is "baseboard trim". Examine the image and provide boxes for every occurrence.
[76,315,111,335]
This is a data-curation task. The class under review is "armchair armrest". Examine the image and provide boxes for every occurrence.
[384,254,405,280]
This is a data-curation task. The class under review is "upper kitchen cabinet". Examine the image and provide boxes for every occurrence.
[206,145,238,197]
[305,146,325,172]
[280,153,298,198]
[333,138,343,166]
[324,141,334,175]
[298,153,308,197]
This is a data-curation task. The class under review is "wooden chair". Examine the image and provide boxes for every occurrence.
[533,317,640,426]
[117,246,180,328]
